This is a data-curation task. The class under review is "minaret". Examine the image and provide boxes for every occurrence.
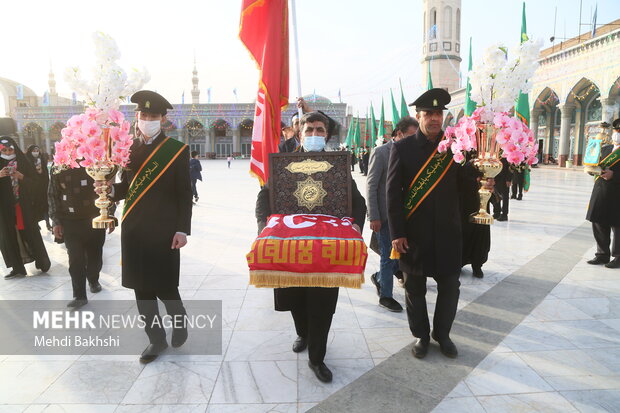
[421,0,462,92]
[48,61,57,97]
[191,58,200,104]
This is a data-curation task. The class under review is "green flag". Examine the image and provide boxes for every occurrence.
[464,37,477,116]
[377,98,386,143]
[515,2,530,126]
[427,60,433,90]
[390,89,400,126]
[345,117,356,148]
[370,103,377,148]
[365,110,372,148]
[353,114,361,149]
[399,79,409,120]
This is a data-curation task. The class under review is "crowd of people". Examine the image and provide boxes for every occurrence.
[2,89,619,385]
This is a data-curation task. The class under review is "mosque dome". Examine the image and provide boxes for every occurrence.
[302,94,332,105]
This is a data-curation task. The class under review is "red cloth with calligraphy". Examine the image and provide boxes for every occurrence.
[239,0,289,185]
[247,214,367,289]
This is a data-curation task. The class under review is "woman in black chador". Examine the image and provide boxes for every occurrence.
[0,136,51,279]
[25,145,51,230]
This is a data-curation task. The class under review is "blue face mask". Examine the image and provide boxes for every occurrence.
[302,135,326,152]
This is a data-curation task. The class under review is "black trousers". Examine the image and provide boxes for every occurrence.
[511,172,524,198]
[62,219,105,299]
[404,273,460,340]
[291,308,334,365]
[191,178,198,199]
[491,184,510,217]
[592,222,620,259]
[134,287,187,345]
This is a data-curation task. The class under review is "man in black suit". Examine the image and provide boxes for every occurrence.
[586,118,620,269]
[387,88,490,359]
[100,90,193,363]
[256,111,366,383]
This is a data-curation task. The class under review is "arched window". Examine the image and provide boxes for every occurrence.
[430,8,437,39]
[456,9,461,41]
[587,99,602,122]
[443,6,452,39]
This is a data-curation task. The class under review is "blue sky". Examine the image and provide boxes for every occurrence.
[1,0,618,116]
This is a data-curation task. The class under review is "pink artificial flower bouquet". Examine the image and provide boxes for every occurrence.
[53,108,133,169]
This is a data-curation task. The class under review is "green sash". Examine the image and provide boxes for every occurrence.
[403,147,453,220]
[599,146,620,169]
[122,137,186,222]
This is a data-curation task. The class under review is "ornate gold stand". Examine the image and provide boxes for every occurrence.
[471,123,503,225]
[86,164,118,229]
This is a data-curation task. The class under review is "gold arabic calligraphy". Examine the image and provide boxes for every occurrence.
[127,161,159,202]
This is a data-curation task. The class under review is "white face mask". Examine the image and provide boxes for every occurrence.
[138,119,161,139]
[1,153,16,160]
[302,135,326,152]
[32,151,40,157]
[612,132,620,144]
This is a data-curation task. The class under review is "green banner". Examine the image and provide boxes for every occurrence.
[122,137,186,221]
[600,146,620,169]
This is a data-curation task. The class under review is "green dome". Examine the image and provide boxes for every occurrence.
[302,94,332,104]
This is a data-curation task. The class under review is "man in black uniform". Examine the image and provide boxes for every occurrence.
[104,90,193,363]
[256,112,366,382]
[387,88,490,359]
[490,157,512,221]
[586,118,620,269]
[49,167,107,308]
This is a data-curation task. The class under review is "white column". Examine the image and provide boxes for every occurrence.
[232,128,240,154]
[557,103,575,167]
[600,97,617,124]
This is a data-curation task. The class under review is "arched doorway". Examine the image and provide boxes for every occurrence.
[211,119,231,158]
[186,119,206,156]
[566,78,600,165]
[533,87,559,163]
[239,119,253,157]
[23,122,42,149]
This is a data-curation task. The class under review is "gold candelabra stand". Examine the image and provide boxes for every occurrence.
[85,128,118,230]
[471,123,503,225]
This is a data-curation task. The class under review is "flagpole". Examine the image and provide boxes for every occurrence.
[290,0,304,119]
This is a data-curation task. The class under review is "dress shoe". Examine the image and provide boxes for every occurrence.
[431,332,458,358]
[605,258,620,269]
[370,272,381,297]
[517,194,523,200]
[89,282,102,293]
[292,336,307,353]
[4,268,26,279]
[472,266,484,278]
[36,258,51,273]
[308,361,332,383]
[171,326,188,348]
[496,215,508,222]
[139,341,168,364]
[67,298,88,308]
[587,256,610,265]
[510,195,517,199]
[412,337,430,359]
[379,297,403,312]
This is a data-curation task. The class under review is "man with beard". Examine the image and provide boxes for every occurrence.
[0,136,51,278]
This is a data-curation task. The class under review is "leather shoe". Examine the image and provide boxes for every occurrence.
[587,256,610,265]
[605,258,620,269]
[496,215,508,222]
[308,361,332,383]
[431,332,458,358]
[67,298,88,308]
[472,266,484,278]
[4,268,26,279]
[89,282,102,293]
[370,272,381,297]
[412,337,429,359]
[36,258,51,273]
[379,297,403,312]
[171,326,188,348]
[139,341,168,364]
[292,336,307,353]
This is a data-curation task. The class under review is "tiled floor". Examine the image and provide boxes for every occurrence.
[1,161,618,413]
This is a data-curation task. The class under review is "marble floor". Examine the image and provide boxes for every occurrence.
[1,160,618,413]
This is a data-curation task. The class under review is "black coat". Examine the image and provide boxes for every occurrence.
[255,164,367,315]
[460,162,490,267]
[25,148,49,222]
[113,133,193,291]
[278,137,299,153]
[586,145,620,226]
[0,145,49,268]
[386,130,473,277]
[189,158,202,181]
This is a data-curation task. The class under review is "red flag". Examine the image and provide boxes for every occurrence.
[239,0,289,185]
